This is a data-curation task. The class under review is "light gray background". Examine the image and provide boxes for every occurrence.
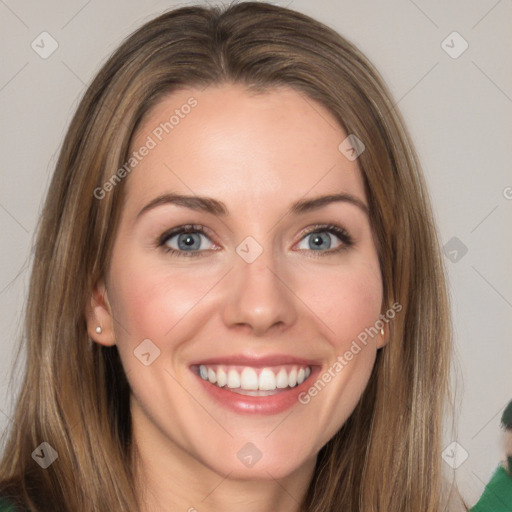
[0,0,511,506]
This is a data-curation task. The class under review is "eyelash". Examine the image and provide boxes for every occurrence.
[156,223,354,258]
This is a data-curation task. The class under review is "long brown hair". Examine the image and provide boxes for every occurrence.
[0,2,467,510]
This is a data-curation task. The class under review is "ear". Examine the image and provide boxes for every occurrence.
[85,278,116,346]
[376,322,389,350]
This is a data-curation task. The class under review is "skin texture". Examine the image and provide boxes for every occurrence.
[86,83,388,512]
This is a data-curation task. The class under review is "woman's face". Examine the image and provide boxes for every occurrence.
[90,83,386,480]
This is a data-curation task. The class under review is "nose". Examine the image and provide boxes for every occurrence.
[221,246,298,337]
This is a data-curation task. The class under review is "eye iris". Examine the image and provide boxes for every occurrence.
[310,232,331,250]
[178,233,201,250]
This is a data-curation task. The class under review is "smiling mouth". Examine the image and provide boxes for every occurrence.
[191,363,313,396]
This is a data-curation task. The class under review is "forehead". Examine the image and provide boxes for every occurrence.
[124,83,366,216]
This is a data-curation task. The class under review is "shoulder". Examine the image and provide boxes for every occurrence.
[0,496,17,512]
[471,464,512,512]
[0,493,28,512]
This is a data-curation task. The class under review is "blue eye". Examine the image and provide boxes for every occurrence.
[158,224,214,257]
[295,224,354,256]
[307,232,333,250]
[157,223,353,258]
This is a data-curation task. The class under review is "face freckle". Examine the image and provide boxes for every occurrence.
[100,82,385,483]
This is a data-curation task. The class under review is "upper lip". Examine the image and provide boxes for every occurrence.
[190,353,322,368]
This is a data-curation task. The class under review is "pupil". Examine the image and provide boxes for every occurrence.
[311,233,330,250]
[179,234,199,250]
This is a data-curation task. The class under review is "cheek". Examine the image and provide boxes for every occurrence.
[297,259,383,347]
[107,252,221,342]
[108,227,383,350]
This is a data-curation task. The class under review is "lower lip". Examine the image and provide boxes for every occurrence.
[192,366,321,415]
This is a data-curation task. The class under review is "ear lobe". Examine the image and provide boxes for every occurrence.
[376,325,389,350]
[85,278,116,346]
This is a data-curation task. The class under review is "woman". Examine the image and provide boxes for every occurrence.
[0,2,508,510]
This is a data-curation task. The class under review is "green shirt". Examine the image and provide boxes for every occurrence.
[471,464,512,512]
[0,496,15,512]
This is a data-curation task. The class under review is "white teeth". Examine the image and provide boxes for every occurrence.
[259,368,277,390]
[288,367,297,387]
[216,367,227,387]
[240,367,259,390]
[276,368,289,389]
[197,364,313,391]
[227,369,240,388]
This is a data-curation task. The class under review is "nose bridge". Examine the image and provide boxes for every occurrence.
[221,234,298,335]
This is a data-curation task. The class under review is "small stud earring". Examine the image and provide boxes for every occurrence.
[95,326,102,334]
[380,328,384,336]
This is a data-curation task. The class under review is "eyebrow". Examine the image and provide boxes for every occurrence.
[136,192,369,221]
